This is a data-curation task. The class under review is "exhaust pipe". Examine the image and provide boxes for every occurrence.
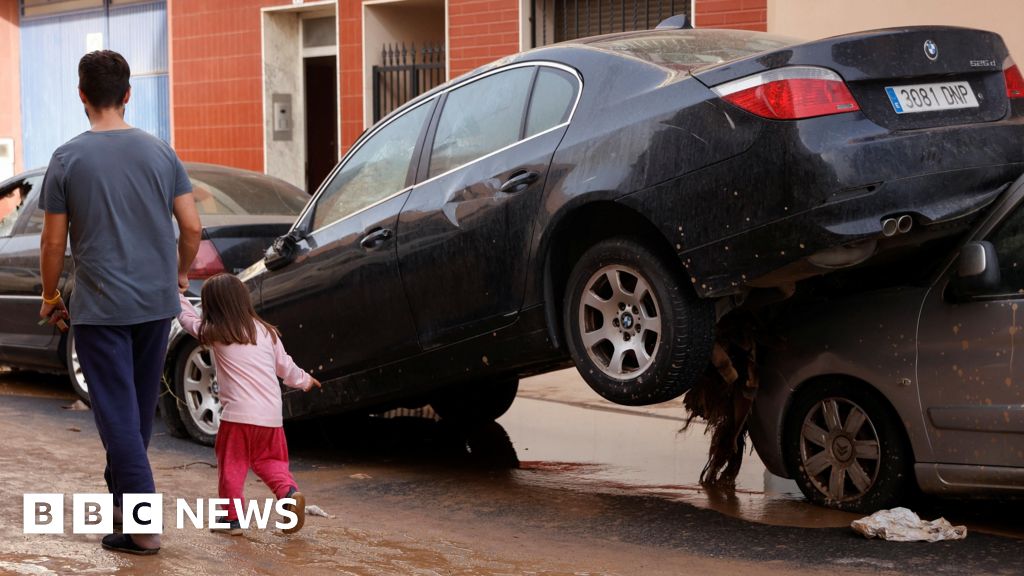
[897,214,913,234]
[881,217,899,237]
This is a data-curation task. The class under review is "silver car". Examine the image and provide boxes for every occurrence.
[750,173,1024,513]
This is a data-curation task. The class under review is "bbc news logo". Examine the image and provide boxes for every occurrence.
[23,494,299,533]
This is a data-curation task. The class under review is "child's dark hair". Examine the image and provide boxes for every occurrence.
[78,50,131,109]
[198,273,279,346]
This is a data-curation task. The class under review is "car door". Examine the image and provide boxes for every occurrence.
[397,63,580,349]
[0,172,64,366]
[916,199,1024,467]
[257,99,436,383]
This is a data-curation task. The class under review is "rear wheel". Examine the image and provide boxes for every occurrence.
[64,328,90,405]
[564,237,714,405]
[782,379,911,513]
[431,376,519,423]
[171,338,221,446]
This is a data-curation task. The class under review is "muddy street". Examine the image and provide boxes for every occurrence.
[0,368,1021,576]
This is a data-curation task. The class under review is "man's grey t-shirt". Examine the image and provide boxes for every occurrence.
[41,128,192,326]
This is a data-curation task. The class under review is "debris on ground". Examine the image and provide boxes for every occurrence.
[349,473,372,480]
[681,310,761,487]
[67,427,80,432]
[851,507,967,542]
[305,505,332,518]
[62,400,89,411]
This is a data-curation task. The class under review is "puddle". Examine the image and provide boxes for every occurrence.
[500,396,858,529]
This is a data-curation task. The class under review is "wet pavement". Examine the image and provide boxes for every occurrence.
[0,368,1022,576]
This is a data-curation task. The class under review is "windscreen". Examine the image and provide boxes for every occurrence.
[589,29,800,72]
[188,168,309,216]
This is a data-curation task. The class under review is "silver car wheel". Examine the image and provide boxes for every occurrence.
[799,397,881,502]
[182,346,221,436]
[577,264,661,381]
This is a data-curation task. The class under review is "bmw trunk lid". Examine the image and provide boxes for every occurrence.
[696,26,1015,129]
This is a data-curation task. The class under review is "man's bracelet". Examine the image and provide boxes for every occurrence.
[42,289,62,305]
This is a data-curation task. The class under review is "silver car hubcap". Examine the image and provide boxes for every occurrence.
[578,264,661,380]
[182,347,221,436]
[800,397,881,502]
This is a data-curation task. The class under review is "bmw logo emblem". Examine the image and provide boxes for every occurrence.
[924,39,938,61]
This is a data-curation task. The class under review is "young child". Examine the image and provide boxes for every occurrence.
[177,273,321,536]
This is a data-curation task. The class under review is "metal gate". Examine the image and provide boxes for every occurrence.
[530,0,689,47]
[19,1,169,170]
[371,43,446,124]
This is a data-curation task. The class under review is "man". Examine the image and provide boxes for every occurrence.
[38,50,202,555]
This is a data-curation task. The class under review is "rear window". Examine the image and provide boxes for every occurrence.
[589,30,800,72]
[188,169,309,216]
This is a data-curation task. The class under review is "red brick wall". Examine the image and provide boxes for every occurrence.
[170,0,289,171]
[0,0,22,173]
[694,0,767,31]
[448,0,520,79]
[338,0,362,155]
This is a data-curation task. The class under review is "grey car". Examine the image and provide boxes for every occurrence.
[750,173,1024,513]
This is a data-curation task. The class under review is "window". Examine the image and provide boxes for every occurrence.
[312,101,433,231]
[0,176,43,237]
[188,170,308,217]
[984,205,1024,295]
[428,67,534,178]
[526,68,578,138]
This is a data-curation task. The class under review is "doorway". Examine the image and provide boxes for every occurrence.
[304,55,337,194]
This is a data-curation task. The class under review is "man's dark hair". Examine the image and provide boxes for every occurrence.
[78,50,131,109]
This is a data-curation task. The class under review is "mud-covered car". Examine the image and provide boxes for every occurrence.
[163,23,1024,444]
[750,173,1024,513]
[0,164,308,402]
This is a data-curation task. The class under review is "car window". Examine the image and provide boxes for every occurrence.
[525,68,578,138]
[312,101,433,231]
[983,204,1024,295]
[428,67,534,178]
[589,30,800,72]
[187,170,308,216]
[0,175,43,237]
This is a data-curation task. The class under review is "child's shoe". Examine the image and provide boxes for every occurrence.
[282,487,305,534]
[210,519,242,536]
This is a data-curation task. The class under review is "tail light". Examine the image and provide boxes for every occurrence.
[712,66,861,120]
[188,239,226,280]
[1005,58,1024,99]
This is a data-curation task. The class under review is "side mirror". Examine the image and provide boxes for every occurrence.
[264,229,305,271]
[949,240,1001,299]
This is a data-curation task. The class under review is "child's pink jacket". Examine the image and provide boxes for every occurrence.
[177,294,313,428]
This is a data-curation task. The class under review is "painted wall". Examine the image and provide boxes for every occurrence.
[448,0,519,78]
[695,0,766,31]
[0,0,21,174]
[170,0,288,171]
[767,0,1024,63]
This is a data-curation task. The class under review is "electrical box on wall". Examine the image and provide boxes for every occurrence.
[0,139,13,180]
[272,94,293,141]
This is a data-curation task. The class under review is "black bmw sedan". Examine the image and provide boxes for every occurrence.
[0,163,308,402]
[162,24,1024,444]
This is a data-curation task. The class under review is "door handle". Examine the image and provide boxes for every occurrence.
[499,170,539,194]
[359,227,393,250]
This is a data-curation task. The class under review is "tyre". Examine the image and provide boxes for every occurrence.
[563,237,714,406]
[431,376,519,423]
[782,379,911,513]
[157,371,190,440]
[64,327,90,405]
[171,338,221,446]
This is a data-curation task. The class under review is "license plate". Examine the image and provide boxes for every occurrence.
[884,81,979,114]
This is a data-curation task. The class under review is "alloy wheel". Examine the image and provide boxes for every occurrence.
[799,397,881,502]
[577,264,661,380]
[182,346,221,436]
[70,344,87,395]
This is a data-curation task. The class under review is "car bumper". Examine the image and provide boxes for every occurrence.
[621,111,1024,297]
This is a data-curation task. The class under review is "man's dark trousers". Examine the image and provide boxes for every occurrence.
[75,318,171,503]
